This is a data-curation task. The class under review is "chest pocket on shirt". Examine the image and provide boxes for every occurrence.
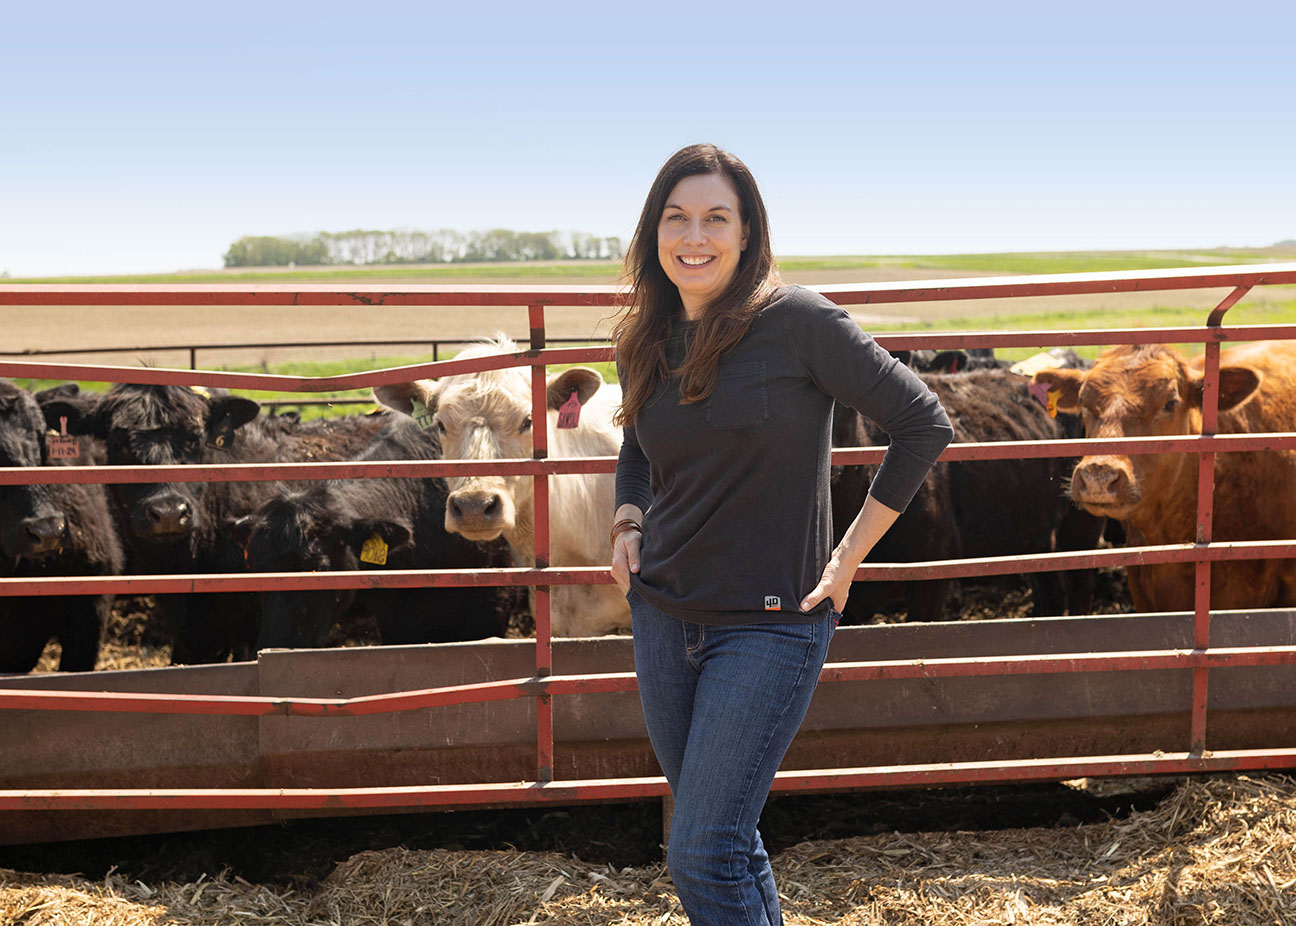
[706,361,769,430]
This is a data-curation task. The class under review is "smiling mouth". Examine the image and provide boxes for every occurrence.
[679,256,714,266]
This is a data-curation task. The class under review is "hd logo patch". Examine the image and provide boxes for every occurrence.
[764,596,781,611]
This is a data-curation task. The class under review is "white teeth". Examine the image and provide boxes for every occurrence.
[680,256,713,265]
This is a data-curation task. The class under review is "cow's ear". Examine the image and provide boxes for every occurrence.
[374,381,437,418]
[547,367,603,410]
[342,517,413,556]
[33,383,79,404]
[1188,365,1262,412]
[929,350,969,374]
[206,395,260,450]
[1033,368,1084,412]
[208,395,260,430]
[40,394,104,437]
[228,515,255,550]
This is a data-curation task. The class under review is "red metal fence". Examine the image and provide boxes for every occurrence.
[3,263,1296,815]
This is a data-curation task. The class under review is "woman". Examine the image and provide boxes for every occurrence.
[610,143,952,926]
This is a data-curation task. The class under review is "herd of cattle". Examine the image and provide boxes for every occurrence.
[3,335,1296,674]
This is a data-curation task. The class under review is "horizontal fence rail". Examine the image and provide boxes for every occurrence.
[2,262,1296,819]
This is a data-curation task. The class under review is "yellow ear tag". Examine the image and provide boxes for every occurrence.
[410,397,435,430]
[1046,389,1060,419]
[360,533,388,566]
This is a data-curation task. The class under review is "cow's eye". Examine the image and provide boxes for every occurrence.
[1162,397,1179,415]
[519,415,532,433]
[436,420,447,434]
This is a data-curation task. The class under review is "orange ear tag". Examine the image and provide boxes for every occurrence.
[48,415,80,460]
[556,389,581,429]
[1046,389,1060,419]
[360,533,388,566]
[410,398,435,430]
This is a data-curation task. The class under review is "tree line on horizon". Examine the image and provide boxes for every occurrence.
[223,228,624,268]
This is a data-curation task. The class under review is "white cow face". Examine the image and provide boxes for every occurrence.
[374,343,605,545]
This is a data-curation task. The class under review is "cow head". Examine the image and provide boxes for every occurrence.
[232,484,412,649]
[373,336,606,544]
[1034,345,1261,520]
[43,384,260,543]
[0,381,68,558]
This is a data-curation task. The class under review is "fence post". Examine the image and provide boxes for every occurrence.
[1189,285,1249,755]
[529,304,554,784]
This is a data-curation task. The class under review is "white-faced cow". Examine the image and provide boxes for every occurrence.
[375,336,628,636]
[1035,341,1296,611]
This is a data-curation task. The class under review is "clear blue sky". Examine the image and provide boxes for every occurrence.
[3,0,1292,277]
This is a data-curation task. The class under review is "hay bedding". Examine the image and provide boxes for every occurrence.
[4,775,1295,925]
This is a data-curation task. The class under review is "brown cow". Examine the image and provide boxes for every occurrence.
[1034,341,1296,611]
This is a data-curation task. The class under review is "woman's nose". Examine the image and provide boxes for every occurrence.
[683,219,706,244]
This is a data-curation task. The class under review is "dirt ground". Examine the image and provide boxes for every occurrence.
[1,266,1274,370]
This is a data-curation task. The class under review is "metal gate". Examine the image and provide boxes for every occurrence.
[2,264,1296,843]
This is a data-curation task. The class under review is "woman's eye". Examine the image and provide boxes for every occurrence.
[665,213,685,222]
[707,214,727,223]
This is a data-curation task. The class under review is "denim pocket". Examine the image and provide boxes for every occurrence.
[705,361,768,430]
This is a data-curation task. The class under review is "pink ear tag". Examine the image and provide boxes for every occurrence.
[1027,382,1051,409]
[48,415,80,460]
[556,389,582,429]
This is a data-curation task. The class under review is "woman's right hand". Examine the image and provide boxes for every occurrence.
[611,529,641,594]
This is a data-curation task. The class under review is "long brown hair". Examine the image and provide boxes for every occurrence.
[612,143,780,426]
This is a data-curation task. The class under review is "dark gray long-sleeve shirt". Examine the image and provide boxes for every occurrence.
[615,285,953,625]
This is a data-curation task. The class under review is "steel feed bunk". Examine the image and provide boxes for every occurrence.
[2,265,1296,845]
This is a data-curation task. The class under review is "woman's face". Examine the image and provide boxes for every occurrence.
[657,172,749,319]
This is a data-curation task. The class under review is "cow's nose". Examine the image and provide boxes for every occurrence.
[145,498,192,534]
[1074,461,1127,501]
[450,492,502,522]
[21,515,65,555]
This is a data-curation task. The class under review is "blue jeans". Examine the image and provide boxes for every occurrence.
[629,590,836,926]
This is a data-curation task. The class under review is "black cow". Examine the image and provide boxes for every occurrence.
[234,413,514,649]
[43,385,388,663]
[891,348,1005,374]
[0,381,124,672]
[832,364,1105,623]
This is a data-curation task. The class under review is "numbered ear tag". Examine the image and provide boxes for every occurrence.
[556,389,582,429]
[1046,389,1060,419]
[48,415,80,460]
[410,397,435,430]
[360,532,388,566]
[208,419,236,450]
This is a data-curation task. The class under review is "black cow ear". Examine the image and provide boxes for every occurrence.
[228,515,255,549]
[343,517,413,556]
[206,396,260,450]
[33,383,79,403]
[930,350,969,373]
[40,395,104,438]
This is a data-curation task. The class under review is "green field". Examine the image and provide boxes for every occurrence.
[3,246,1291,285]
[10,247,1295,414]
